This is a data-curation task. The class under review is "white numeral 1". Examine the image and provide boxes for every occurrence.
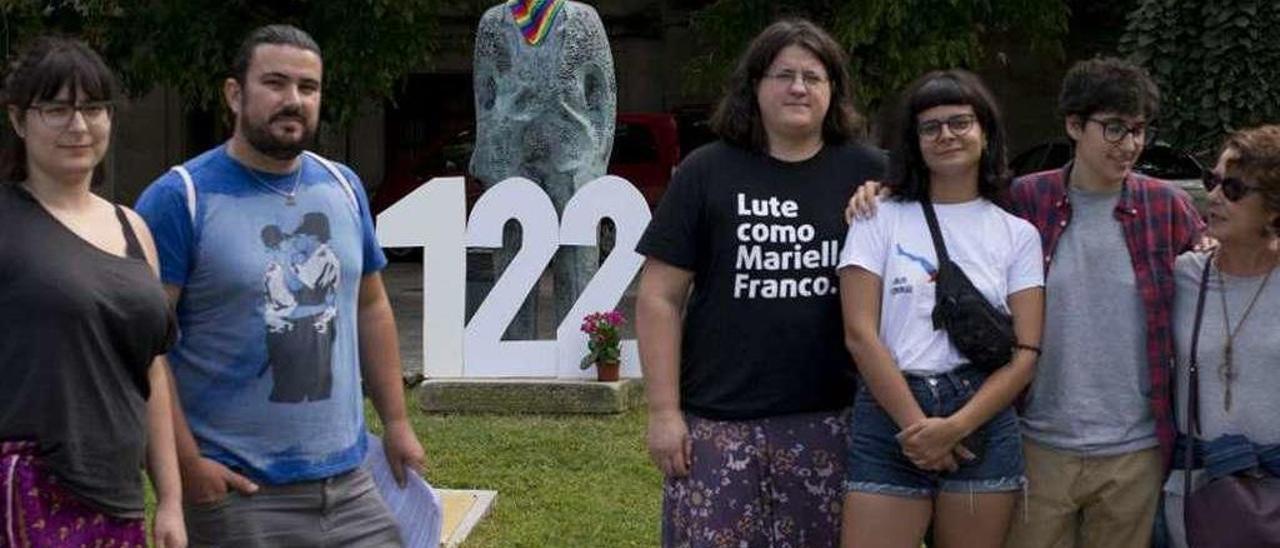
[375,177,466,378]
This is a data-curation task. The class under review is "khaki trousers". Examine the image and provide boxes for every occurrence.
[1005,440,1161,548]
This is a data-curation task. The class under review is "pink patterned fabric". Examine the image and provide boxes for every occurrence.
[2,441,146,548]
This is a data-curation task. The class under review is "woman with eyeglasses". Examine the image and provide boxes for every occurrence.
[635,18,885,546]
[1161,125,1280,548]
[836,70,1044,547]
[0,37,186,546]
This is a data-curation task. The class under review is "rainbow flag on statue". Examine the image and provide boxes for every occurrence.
[508,0,566,46]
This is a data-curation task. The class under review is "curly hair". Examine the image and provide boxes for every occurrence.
[0,36,119,184]
[1221,124,1280,231]
[710,18,863,153]
[1058,57,1160,122]
[886,69,1010,209]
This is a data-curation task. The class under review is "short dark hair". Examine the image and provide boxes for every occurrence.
[1058,57,1160,122]
[1222,124,1280,231]
[0,36,119,183]
[887,69,1010,208]
[710,18,863,153]
[231,24,322,83]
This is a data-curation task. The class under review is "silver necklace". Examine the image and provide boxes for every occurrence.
[243,163,303,206]
[1213,253,1275,412]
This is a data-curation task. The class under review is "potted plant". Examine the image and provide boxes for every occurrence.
[579,310,625,381]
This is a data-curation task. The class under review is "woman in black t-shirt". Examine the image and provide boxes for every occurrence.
[636,19,884,546]
[0,37,185,547]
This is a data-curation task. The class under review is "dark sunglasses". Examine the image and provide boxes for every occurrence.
[1202,171,1261,202]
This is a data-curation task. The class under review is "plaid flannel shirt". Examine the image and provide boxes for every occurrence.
[1010,164,1204,466]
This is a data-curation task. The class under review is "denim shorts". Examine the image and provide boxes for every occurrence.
[845,366,1025,498]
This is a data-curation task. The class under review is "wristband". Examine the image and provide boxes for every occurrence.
[1013,343,1042,356]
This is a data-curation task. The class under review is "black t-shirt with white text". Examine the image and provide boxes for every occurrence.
[637,141,886,420]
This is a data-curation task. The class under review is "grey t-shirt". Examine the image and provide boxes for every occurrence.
[1171,251,1280,444]
[1162,251,1280,548]
[1022,186,1157,454]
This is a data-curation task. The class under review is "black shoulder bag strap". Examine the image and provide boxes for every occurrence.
[921,197,952,330]
[1183,253,1214,509]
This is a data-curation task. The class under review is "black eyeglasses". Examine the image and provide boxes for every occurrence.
[917,114,977,141]
[1202,171,1261,202]
[1087,118,1152,144]
[26,101,114,128]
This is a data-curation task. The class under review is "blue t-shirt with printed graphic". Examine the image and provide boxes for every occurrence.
[135,144,387,484]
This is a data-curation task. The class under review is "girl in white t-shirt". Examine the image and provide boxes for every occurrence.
[836,69,1045,548]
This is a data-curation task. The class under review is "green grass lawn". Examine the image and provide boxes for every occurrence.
[367,397,662,547]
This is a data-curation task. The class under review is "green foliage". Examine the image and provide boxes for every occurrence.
[1120,0,1280,155]
[685,0,1069,115]
[0,0,438,128]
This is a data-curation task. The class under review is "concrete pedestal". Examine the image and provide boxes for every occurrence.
[417,377,644,414]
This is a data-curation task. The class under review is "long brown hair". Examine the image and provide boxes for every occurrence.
[710,18,863,153]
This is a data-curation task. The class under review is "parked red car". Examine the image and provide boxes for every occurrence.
[607,113,680,208]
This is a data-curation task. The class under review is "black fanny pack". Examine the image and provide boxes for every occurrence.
[921,199,1015,372]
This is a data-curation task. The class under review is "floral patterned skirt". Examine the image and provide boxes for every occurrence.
[661,408,851,548]
[2,440,146,548]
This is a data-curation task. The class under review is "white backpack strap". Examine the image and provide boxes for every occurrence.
[170,165,197,226]
[302,150,359,217]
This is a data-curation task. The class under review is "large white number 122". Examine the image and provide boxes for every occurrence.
[376,176,650,379]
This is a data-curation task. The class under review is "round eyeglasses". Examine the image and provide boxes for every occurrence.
[763,70,829,89]
[1087,118,1153,144]
[917,114,977,141]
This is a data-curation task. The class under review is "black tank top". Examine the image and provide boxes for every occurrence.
[0,183,174,516]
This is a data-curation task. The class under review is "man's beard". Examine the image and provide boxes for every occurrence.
[242,107,315,161]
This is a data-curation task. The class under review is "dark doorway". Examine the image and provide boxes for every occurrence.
[377,73,475,207]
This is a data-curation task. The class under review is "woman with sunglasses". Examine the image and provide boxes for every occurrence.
[1162,125,1280,548]
[0,37,185,546]
[836,70,1044,547]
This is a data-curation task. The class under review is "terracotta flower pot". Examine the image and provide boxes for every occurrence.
[595,360,620,382]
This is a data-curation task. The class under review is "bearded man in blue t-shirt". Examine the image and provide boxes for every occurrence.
[135,25,424,547]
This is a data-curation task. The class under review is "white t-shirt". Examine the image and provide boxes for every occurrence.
[838,198,1044,374]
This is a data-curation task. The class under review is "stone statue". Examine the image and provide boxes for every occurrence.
[471,0,617,338]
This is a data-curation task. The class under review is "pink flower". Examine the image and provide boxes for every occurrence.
[606,310,625,326]
[579,309,628,369]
